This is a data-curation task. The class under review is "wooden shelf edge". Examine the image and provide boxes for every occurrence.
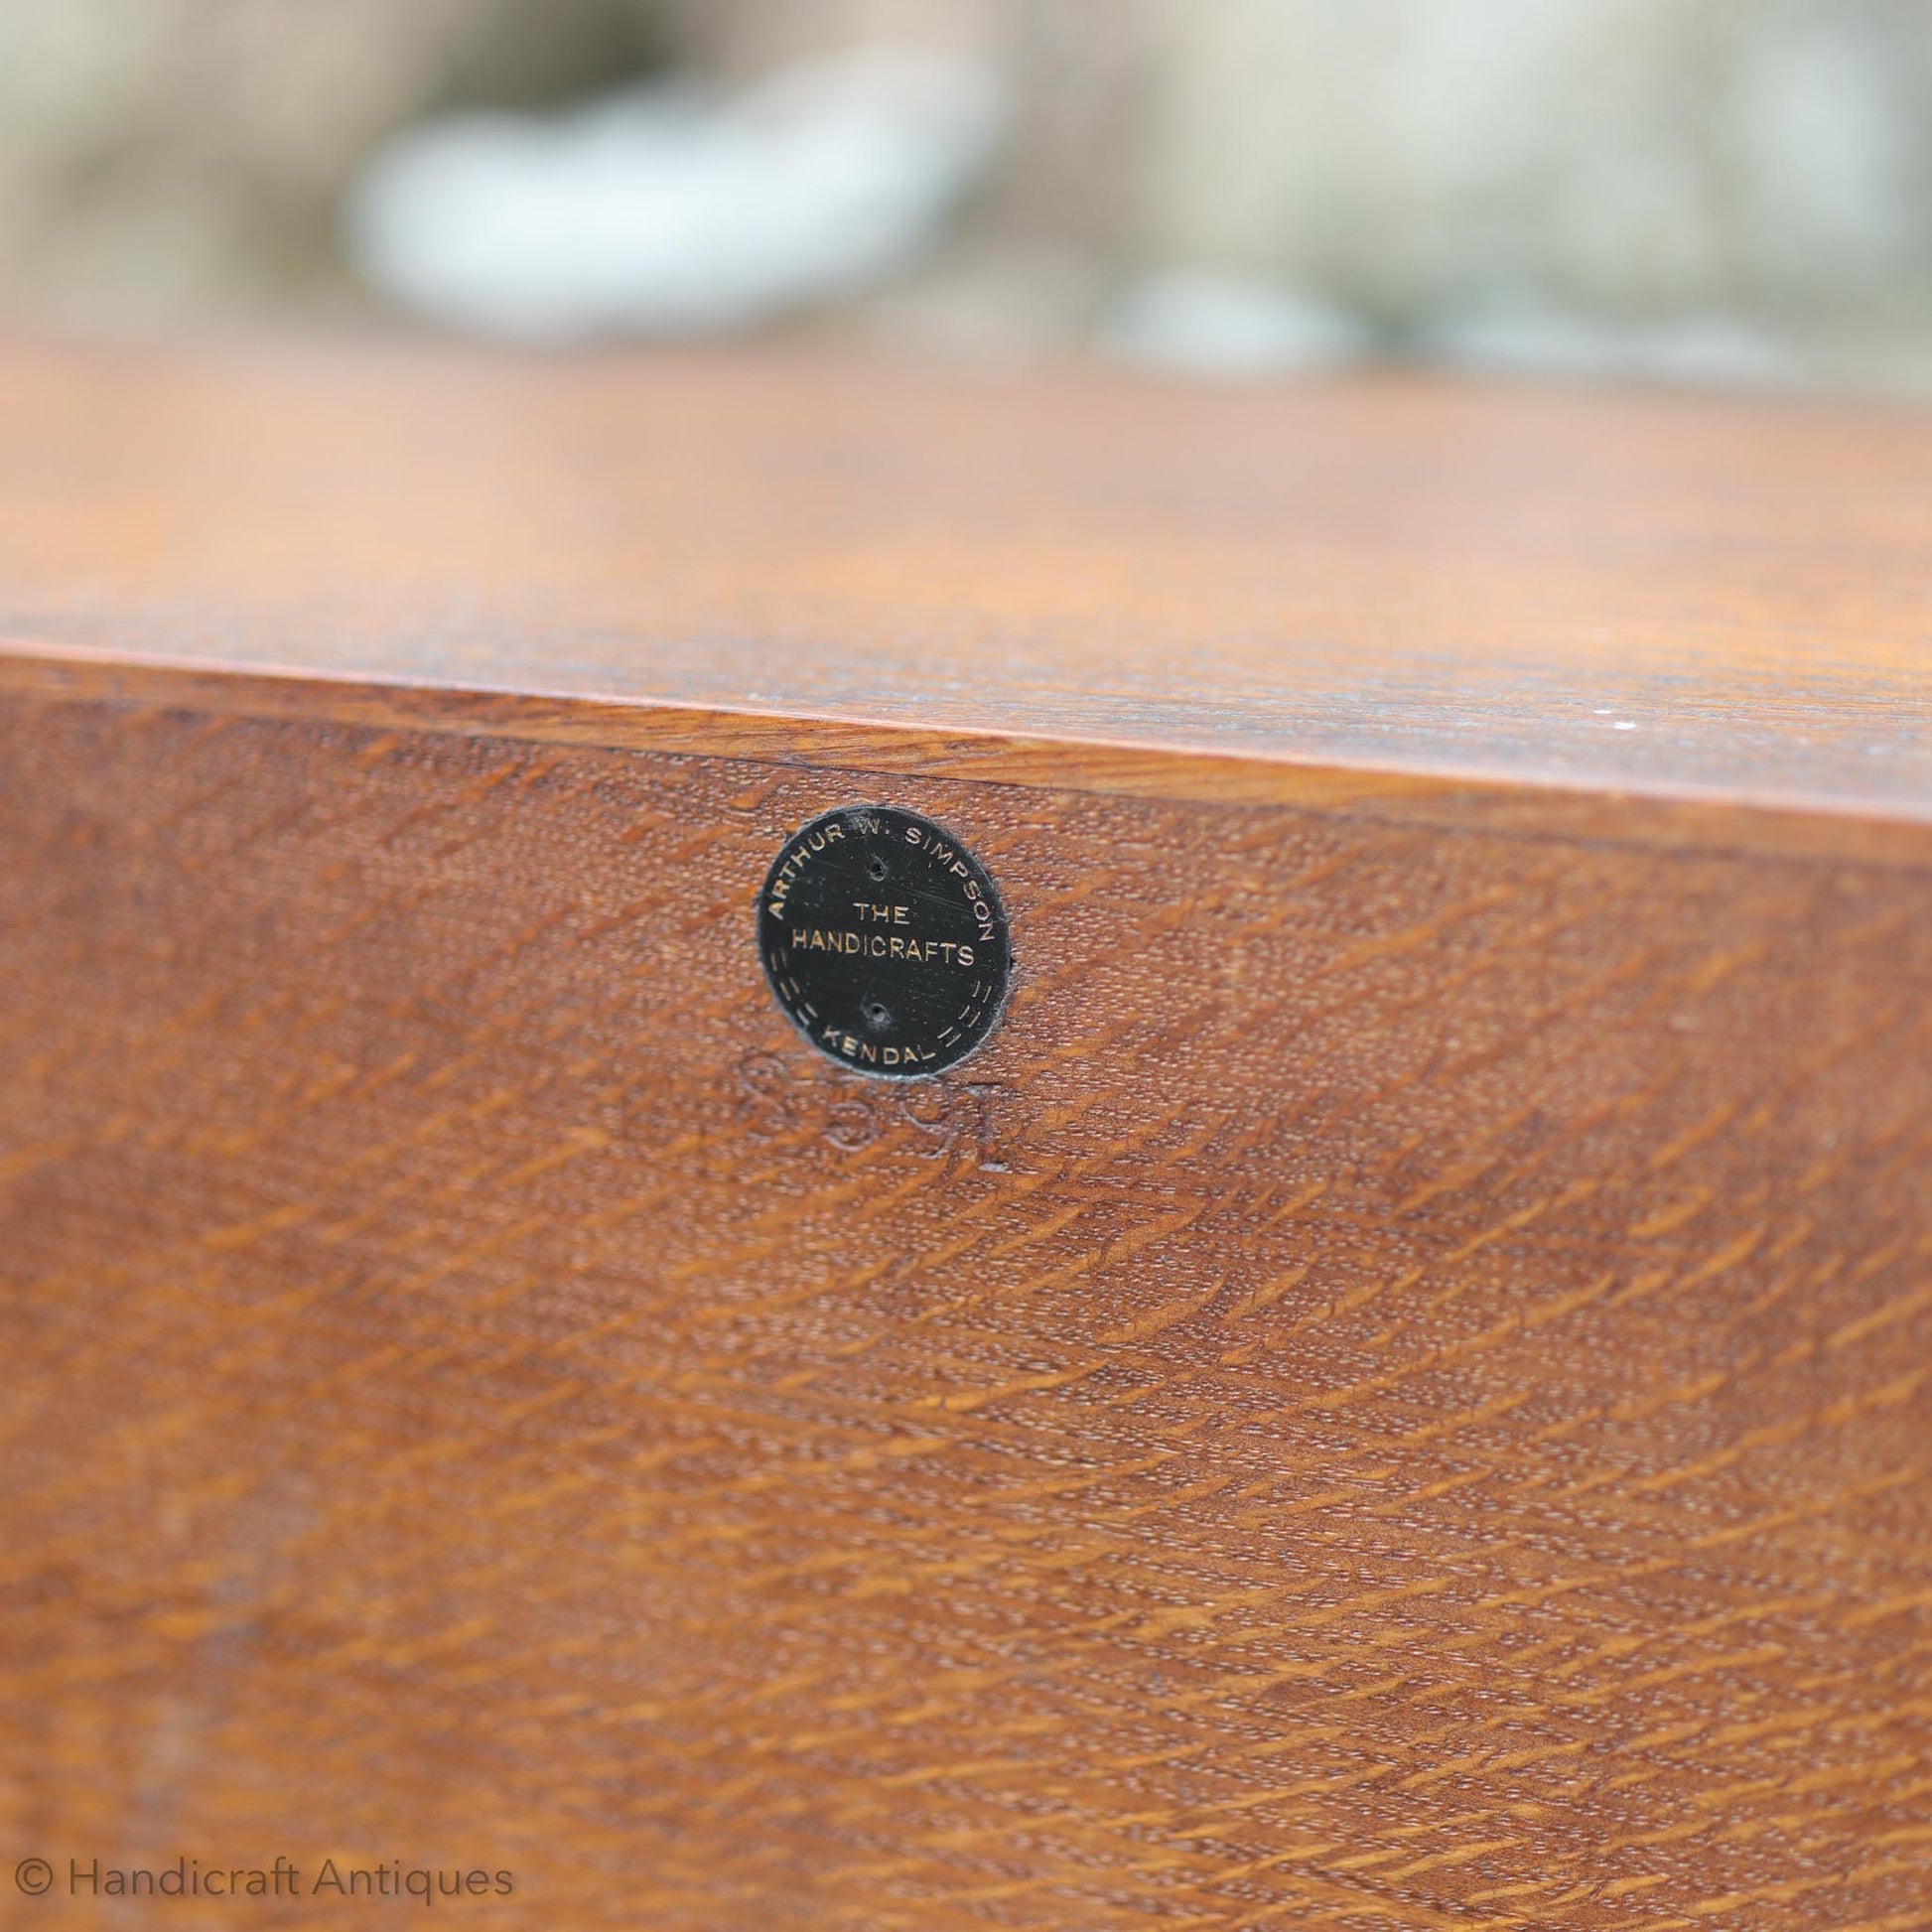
[7,634,1932,874]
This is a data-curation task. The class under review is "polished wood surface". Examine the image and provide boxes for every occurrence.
[3,337,1932,819]
[2,345,1930,1928]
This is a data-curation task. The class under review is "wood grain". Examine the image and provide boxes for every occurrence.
[4,671,1930,1929]
[3,338,1932,820]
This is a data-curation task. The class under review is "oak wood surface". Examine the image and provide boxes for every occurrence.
[2,345,1930,1930]
[2,337,1932,820]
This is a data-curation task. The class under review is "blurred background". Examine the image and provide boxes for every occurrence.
[3,0,1932,392]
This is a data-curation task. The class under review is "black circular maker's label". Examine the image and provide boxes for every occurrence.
[758,806,1012,1077]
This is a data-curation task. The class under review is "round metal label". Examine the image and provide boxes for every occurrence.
[758,806,1012,1077]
